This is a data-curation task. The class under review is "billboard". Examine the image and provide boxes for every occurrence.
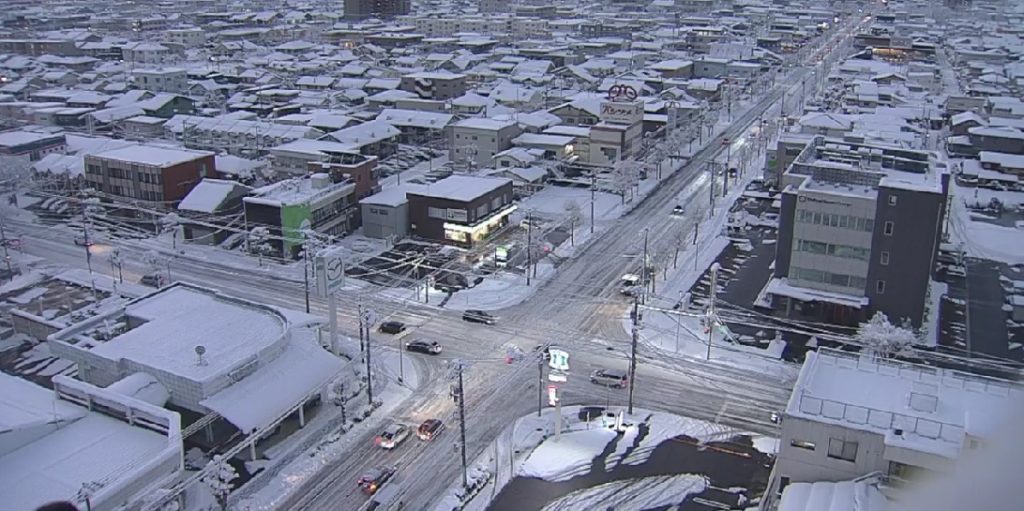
[600,101,643,125]
[314,247,346,298]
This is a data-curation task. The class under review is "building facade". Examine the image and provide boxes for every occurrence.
[450,118,523,168]
[84,144,216,204]
[406,175,515,247]
[770,136,947,328]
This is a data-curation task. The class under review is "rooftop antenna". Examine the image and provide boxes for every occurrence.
[195,345,207,366]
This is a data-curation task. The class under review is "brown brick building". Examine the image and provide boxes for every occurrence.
[84,144,217,205]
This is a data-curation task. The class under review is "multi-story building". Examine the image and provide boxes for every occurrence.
[450,118,523,168]
[767,135,948,328]
[132,68,188,94]
[163,115,323,157]
[84,144,216,205]
[589,99,644,166]
[244,173,358,257]
[162,27,206,48]
[769,348,1021,506]
[0,130,66,161]
[343,0,410,19]
[399,71,468,100]
[406,175,515,247]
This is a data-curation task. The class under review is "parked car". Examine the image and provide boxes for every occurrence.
[375,423,410,450]
[139,273,167,288]
[406,339,442,355]
[462,310,496,325]
[357,466,397,494]
[590,368,628,388]
[416,419,445,441]
[379,321,406,334]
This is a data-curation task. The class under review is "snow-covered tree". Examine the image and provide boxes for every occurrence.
[856,312,918,359]
[108,248,124,283]
[201,454,238,511]
[160,212,182,249]
[248,226,273,266]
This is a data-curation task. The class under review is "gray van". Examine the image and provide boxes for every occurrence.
[590,368,628,388]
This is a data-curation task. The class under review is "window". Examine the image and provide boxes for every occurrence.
[876,280,886,294]
[428,206,446,219]
[883,221,894,236]
[888,195,898,206]
[880,251,890,265]
[789,439,816,451]
[500,160,510,167]
[827,438,858,462]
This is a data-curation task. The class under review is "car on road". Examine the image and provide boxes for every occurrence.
[416,419,445,441]
[590,368,628,388]
[379,321,406,334]
[462,309,496,325]
[357,466,397,494]
[671,205,686,216]
[73,234,93,247]
[406,339,442,355]
[375,423,410,450]
[139,272,167,288]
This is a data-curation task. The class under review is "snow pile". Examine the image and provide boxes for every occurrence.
[750,435,780,455]
[518,428,618,482]
[620,412,737,466]
[540,474,707,510]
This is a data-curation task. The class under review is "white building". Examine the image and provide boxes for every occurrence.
[771,348,1022,504]
[49,283,342,441]
[0,372,183,511]
[163,27,206,48]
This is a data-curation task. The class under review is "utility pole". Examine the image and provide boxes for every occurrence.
[358,302,365,353]
[590,172,596,234]
[628,293,639,415]
[693,223,699,271]
[642,228,649,300]
[450,359,469,490]
[708,163,716,211]
[526,210,533,286]
[303,255,311,313]
[364,309,374,406]
[537,351,544,417]
[707,263,720,361]
[0,222,11,281]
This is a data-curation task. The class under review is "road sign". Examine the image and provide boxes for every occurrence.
[548,348,569,371]
[314,247,345,298]
[547,385,559,406]
[360,308,378,328]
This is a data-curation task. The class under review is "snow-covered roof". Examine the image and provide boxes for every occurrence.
[0,130,63,148]
[0,374,171,511]
[30,153,83,177]
[979,150,1024,169]
[326,119,401,146]
[787,349,1022,458]
[178,178,248,213]
[200,336,341,433]
[215,154,263,178]
[359,183,427,207]
[88,285,288,382]
[779,480,889,511]
[376,108,453,129]
[246,175,355,207]
[408,175,511,203]
[270,138,358,157]
[92,144,212,167]
[453,117,517,131]
[968,125,1024,140]
[513,133,575,147]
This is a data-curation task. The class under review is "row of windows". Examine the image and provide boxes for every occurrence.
[791,266,866,290]
[789,437,858,463]
[796,209,875,232]
[795,239,871,261]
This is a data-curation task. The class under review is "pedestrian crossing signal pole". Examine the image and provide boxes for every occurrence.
[628,293,640,415]
[449,359,469,490]
[537,352,544,417]
[707,263,720,361]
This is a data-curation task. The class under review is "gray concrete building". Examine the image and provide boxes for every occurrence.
[359,183,426,240]
[450,118,523,168]
[769,136,948,328]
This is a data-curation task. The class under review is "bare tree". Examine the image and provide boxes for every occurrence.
[563,199,584,245]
